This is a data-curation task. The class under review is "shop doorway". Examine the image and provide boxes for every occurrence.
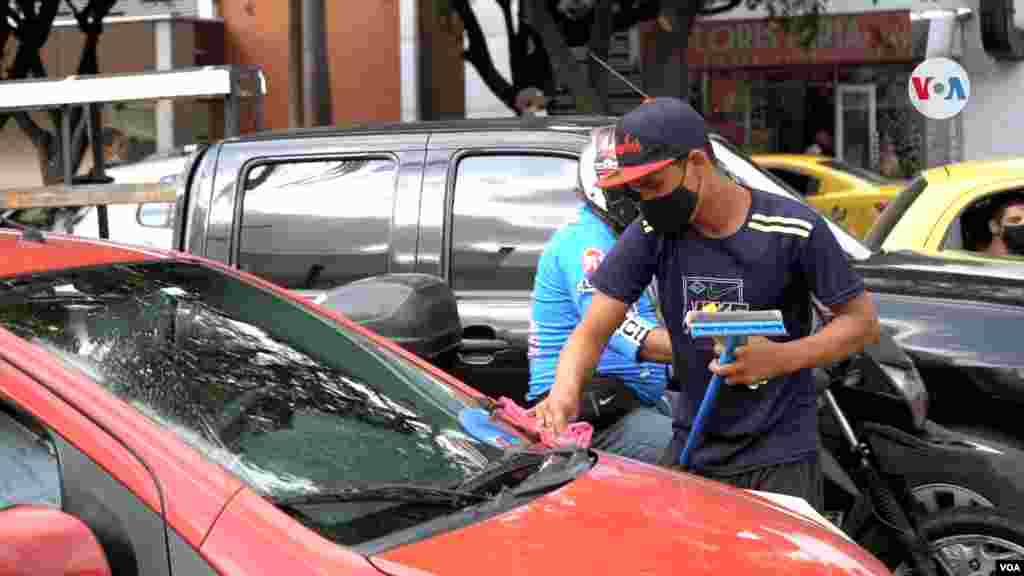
[804,83,834,155]
[772,80,807,154]
[835,84,877,169]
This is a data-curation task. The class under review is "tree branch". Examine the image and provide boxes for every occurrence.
[450,0,517,110]
[643,2,697,98]
[612,0,661,32]
[588,0,613,113]
[699,0,743,16]
[523,0,600,113]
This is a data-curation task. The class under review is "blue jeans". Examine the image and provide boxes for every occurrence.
[591,395,674,465]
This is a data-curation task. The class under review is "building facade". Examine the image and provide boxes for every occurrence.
[0,0,464,187]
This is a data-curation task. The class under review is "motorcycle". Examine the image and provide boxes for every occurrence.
[817,328,1024,574]
[322,273,1024,575]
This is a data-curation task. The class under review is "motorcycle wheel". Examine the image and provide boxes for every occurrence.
[892,507,1024,575]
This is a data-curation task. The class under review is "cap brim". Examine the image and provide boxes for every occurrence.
[595,159,674,189]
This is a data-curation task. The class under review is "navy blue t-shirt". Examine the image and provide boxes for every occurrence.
[590,188,865,474]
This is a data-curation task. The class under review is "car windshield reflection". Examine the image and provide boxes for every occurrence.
[0,262,518,535]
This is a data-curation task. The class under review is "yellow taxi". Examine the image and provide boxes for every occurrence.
[864,157,1024,263]
[752,154,905,239]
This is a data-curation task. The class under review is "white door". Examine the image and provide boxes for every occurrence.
[834,84,877,169]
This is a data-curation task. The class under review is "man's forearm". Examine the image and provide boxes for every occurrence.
[639,328,673,363]
[552,327,605,401]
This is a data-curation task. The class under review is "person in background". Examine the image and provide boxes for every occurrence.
[516,87,549,118]
[806,129,834,157]
[981,195,1024,257]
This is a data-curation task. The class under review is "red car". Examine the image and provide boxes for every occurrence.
[0,229,890,576]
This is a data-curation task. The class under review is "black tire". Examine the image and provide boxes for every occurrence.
[890,507,1024,575]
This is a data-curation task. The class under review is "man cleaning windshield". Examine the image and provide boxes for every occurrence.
[526,129,674,464]
[533,98,880,510]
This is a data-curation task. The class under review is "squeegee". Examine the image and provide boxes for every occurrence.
[678,307,788,470]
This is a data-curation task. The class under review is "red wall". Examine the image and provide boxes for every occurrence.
[220,0,401,131]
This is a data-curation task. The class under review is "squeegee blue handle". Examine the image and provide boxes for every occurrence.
[678,335,742,469]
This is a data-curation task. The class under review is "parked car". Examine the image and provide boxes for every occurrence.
[329,273,1024,576]
[0,228,891,576]
[865,156,1024,264]
[753,153,905,239]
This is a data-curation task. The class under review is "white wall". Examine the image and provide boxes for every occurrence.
[958,0,1024,161]
[401,0,420,121]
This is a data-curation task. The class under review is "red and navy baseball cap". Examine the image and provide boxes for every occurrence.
[594,97,711,189]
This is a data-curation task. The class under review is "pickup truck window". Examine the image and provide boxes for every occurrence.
[238,157,397,290]
[451,154,579,291]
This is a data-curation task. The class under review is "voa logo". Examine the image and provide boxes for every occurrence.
[909,57,970,120]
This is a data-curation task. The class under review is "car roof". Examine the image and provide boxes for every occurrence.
[0,229,169,279]
[223,115,622,143]
[920,156,1024,189]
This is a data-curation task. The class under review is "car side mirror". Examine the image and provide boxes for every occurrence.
[0,505,111,576]
[136,202,175,229]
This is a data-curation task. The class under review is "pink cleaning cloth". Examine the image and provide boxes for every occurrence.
[494,397,593,449]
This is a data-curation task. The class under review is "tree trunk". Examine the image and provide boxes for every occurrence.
[523,0,600,113]
[587,0,613,113]
[288,0,304,127]
[644,3,698,100]
[302,0,332,127]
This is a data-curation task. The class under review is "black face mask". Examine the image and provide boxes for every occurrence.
[1002,223,1024,255]
[636,184,699,235]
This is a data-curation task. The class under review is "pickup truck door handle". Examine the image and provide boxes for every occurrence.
[457,338,509,366]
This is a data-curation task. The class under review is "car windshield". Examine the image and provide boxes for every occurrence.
[820,159,897,186]
[709,139,874,261]
[0,262,516,504]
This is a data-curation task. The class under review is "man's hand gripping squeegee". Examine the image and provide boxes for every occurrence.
[677,308,788,470]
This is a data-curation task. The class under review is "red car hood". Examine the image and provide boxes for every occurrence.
[372,454,889,576]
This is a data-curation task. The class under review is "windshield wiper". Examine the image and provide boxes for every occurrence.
[508,447,594,497]
[455,450,549,493]
[272,484,492,512]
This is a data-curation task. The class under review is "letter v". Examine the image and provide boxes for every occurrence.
[911,76,932,100]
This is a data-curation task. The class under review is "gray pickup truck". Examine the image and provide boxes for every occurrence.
[167,115,884,404]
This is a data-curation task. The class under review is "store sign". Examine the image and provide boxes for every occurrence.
[686,11,914,68]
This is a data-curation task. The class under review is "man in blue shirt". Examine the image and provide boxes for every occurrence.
[532,98,880,510]
[527,133,674,464]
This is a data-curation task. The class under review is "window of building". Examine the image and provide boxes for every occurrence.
[238,157,397,290]
[450,154,579,291]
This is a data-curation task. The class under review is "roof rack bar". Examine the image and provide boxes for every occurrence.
[0,182,177,210]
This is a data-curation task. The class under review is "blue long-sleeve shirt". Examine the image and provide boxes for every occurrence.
[527,204,668,405]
